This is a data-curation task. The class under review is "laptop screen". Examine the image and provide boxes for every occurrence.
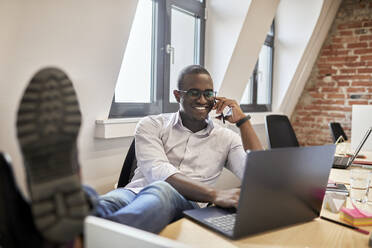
[348,127,372,166]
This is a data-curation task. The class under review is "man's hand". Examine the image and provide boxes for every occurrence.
[212,188,241,208]
[213,96,263,151]
[213,97,245,124]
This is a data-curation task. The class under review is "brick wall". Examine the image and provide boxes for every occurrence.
[291,0,372,146]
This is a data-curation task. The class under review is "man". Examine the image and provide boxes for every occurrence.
[1,65,262,246]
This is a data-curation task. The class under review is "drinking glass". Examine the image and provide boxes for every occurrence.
[350,168,371,203]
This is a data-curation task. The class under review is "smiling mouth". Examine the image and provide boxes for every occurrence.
[193,106,209,111]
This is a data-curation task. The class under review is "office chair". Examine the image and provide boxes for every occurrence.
[117,139,137,188]
[265,114,299,148]
[329,122,348,143]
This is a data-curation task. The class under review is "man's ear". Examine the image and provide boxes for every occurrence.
[173,90,181,103]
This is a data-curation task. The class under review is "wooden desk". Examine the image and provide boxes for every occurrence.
[160,162,372,247]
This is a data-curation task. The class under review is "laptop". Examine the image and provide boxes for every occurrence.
[183,145,336,240]
[332,127,372,169]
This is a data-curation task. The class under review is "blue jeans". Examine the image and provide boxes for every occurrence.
[85,181,199,233]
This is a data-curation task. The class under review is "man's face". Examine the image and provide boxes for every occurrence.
[174,73,215,122]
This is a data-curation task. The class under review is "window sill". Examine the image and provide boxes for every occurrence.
[95,112,275,139]
[95,118,142,139]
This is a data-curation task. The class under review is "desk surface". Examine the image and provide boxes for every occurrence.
[159,148,372,248]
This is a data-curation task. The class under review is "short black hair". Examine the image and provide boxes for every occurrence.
[177,65,211,90]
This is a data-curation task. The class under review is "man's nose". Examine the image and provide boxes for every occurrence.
[196,93,208,104]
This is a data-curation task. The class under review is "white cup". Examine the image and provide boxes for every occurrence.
[350,168,371,203]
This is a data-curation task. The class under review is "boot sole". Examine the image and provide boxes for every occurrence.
[16,68,89,243]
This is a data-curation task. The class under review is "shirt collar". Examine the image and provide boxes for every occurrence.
[173,111,214,135]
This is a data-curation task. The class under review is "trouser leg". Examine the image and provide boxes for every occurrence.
[103,181,199,233]
[83,185,136,217]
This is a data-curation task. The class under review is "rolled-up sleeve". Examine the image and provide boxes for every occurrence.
[225,132,247,180]
[134,116,180,183]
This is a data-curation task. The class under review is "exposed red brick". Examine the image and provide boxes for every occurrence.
[338,36,360,43]
[323,106,351,111]
[360,35,372,41]
[333,75,370,80]
[361,55,372,61]
[309,92,324,98]
[321,50,349,56]
[303,105,323,111]
[332,37,342,43]
[346,87,366,93]
[348,100,369,105]
[319,69,337,74]
[358,68,372,73]
[354,48,372,54]
[359,3,366,8]
[351,81,372,86]
[338,22,363,29]
[328,113,346,118]
[321,87,340,93]
[302,117,315,122]
[316,82,335,87]
[296,111,310,116]
[345,62,366,67]
[313,99,345,105]
[327,56,358,62]
[340,68,356,73]
[363,21,372,28]
[340,30,353,36]
[324,44,344,49]
[292,1,372,147]
[327,93,346,99]
[317,63,333,68]
[347,42,368,48]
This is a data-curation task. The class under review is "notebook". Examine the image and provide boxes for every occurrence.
[340,207,372,226]
[333,127,372,169]
[184,145,336,239]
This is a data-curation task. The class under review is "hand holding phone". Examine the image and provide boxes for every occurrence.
[213,96,245,124]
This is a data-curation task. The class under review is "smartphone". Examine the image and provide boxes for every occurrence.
[213,99,232,123]
[326,183,349,195]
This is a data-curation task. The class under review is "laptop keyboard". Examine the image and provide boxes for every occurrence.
[333,156,350,165]
[205,213,236,232]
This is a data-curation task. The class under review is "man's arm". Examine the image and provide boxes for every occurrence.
[214,96,263,151]
[166,173,240,208]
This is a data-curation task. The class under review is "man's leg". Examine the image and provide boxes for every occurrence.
[16,68,89,243]
[85,186,137,217]
[102,181,199,234]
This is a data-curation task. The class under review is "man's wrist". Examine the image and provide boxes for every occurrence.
[207,188,217,203]
[236,115,251,127]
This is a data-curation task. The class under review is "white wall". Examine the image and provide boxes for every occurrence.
[0,0,138,196]
[273,0,341,115]
[205,0,251,90]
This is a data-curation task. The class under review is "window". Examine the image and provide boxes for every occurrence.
[240,23,274,112]
[110,0,205,118]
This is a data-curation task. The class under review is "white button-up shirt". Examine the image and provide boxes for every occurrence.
[125,112,247,193]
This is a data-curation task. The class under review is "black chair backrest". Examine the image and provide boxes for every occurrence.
[265,114,299,149]
[117,139,137,188]
[329,122,348,143]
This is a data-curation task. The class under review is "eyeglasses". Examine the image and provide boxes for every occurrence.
[178,89,216,100]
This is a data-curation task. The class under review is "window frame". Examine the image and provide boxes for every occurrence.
[240,22,274,113]
[109,0,206,118]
